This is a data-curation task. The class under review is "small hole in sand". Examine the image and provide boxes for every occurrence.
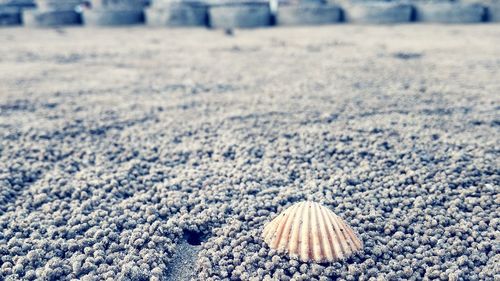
[183,230,204,246]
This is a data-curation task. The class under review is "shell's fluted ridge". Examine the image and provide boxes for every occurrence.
[262,201,363,263]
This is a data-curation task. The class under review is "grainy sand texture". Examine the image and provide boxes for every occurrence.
[0,26,499,281]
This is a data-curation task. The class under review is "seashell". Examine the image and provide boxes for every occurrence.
[262,201,363,263]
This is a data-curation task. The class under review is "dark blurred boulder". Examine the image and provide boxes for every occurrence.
[36,0,82,10]
[146,1,207,26]
[487,3,500,21]
[415,2,486,22]
[89,0,147,9]
[82,8,144,25]
[23,9,82,26]
[0,0,35,8]
[0,6,21,25]
[208,2,271,28]
[344,2,413,23]
[21,0,84,27]
[276,4,342,25]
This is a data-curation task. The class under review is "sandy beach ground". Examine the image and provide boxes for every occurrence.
[0,25,499,280]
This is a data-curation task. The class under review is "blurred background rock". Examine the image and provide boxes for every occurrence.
[82,0,148,26]
[0,0,499,28]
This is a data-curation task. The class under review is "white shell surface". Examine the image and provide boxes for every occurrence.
[262,201,363,263]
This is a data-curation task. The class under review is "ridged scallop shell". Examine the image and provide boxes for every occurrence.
[262,201,363,263]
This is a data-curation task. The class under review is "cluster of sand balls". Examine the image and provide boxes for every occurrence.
[1,99,497,280]
[193,122,498,280]
[1,27,499,280]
